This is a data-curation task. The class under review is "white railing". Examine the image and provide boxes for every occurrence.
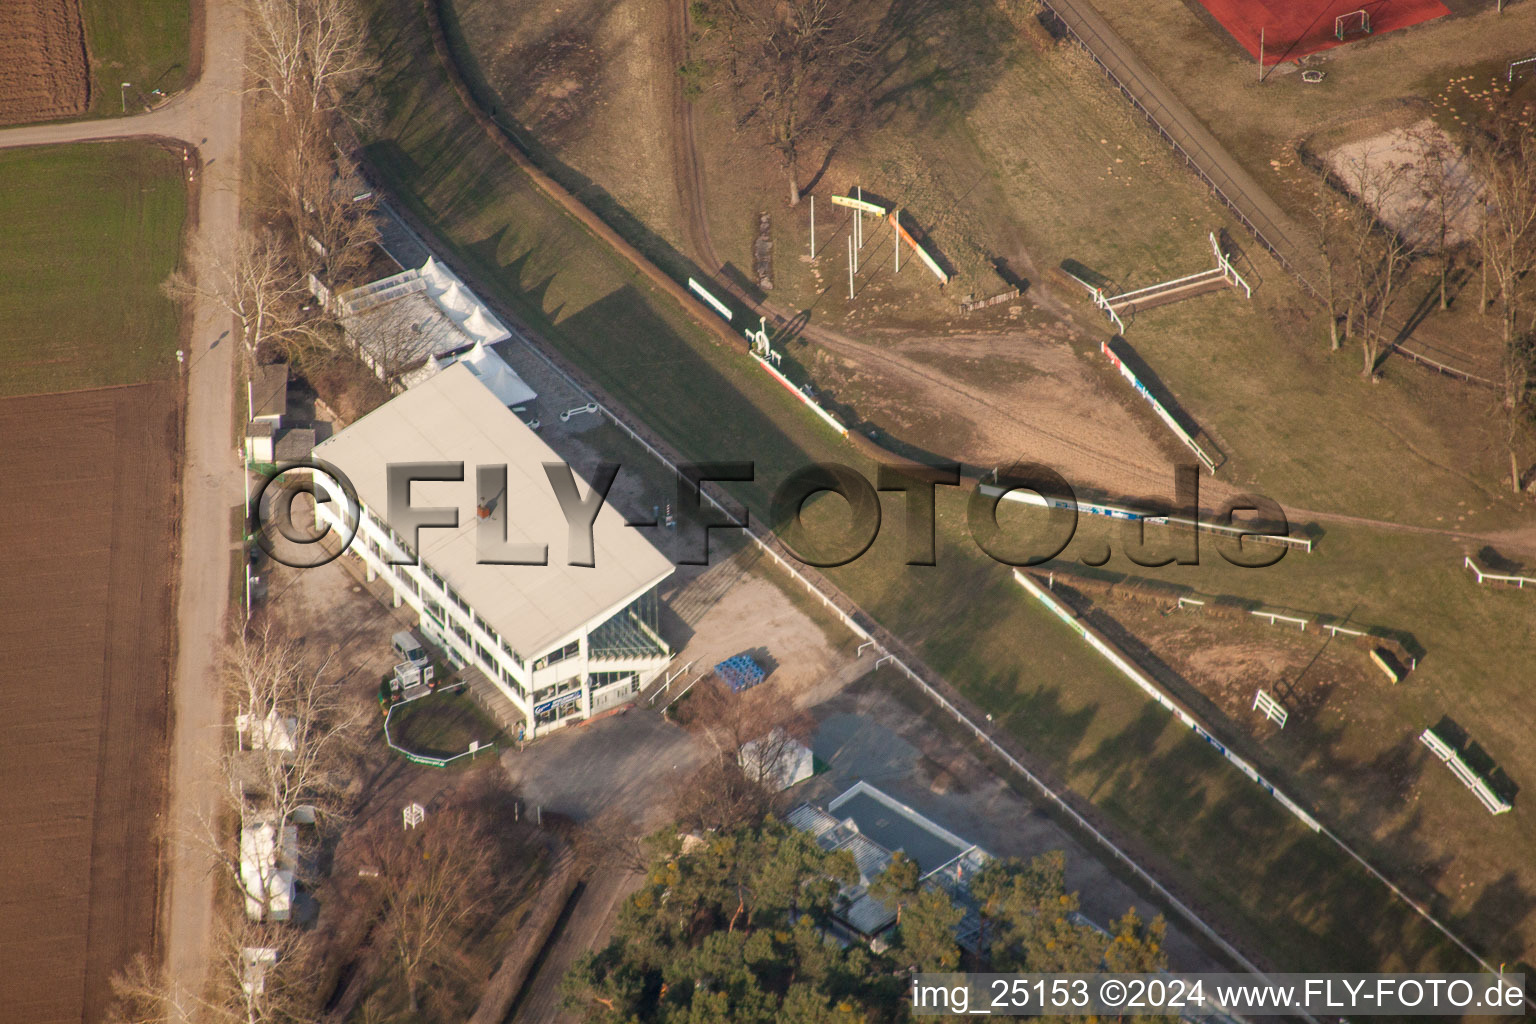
[648,659,696,706]
[1418,730,1512,815]
[1092,287,1127,333]
[383,692,493,768]
[1250,610,1308,630]
[1253,689,1288,728]
[1210,231,1252,299]
[1464,555,1536,589]
[1109,266,1224,305]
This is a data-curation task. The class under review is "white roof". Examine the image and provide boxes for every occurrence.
[739,733,814,791]
[236,709,297,751]
[419,258,510,343]
[240,823,298,921]
[402,340,537,408]
[313,362,673,658]
[339,258,512,373]
[241,947,279,997]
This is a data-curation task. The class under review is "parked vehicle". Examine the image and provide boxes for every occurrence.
[392,630,428,668]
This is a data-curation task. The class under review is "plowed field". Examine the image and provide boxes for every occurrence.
[0,382,178,1023]
[0,0,89,125]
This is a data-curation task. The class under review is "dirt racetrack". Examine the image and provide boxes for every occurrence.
[0,0,89,126]
[0,382,178,1023]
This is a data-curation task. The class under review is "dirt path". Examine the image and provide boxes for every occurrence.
[512,869,644,1024]
[0,4,248,1013]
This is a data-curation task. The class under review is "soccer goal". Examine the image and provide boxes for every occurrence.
[1335,8,1371,40]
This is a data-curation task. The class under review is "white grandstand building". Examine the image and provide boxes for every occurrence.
[311,361,675,737]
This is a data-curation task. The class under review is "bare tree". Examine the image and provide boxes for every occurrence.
[366,808,503,1014]
[222,625,363,830]
[1309,193,1356,351]
[244,0,375,119]
[662,677,814,829]
[1470,114,1536,490]
[1498,327,1536,494]
[678,676,813,768]
[106,920,320,1024]
[1407,124,1467,311]
[703,0,882,205]
[162,230,319,363]
[191,626,365,924]
[351,310,436,390]
[574,805,651,874]
[1471,119,1536,348]
[303,150,380,286]
[1314,152,1417,376]
[669,754,773,832]
[252,110,380,286]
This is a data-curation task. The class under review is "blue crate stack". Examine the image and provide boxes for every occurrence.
[714,653,765,693]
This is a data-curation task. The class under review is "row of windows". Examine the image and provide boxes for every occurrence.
[534,640,580,671]
[360,503,526,669]
[355,502,611,714]
[531,673,583,706]
[589,670,637,691]
[339,510,534,707]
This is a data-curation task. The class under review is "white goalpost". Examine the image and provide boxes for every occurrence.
[1335,9,1371,40]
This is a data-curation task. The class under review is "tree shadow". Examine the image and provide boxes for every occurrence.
[1476,544,1527,575]
[1430,716,1520,807]
[1105,335,1206,442]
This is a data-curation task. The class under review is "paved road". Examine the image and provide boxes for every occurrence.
[0,6,247,1015]
[501,708,705,827]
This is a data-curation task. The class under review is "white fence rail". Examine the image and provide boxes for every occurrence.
[1253,689,1288,728]
[1109,266,1223,305]
[1251,610,1307,630]
[1418,729,1512,815]
[1210,231,1252,298]
[1464,555,1536,589]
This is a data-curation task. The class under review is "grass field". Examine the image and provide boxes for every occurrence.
[387,690,507,762]
[0,142,187,396]
[352,0,1536,972]
[81,0,191,117]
